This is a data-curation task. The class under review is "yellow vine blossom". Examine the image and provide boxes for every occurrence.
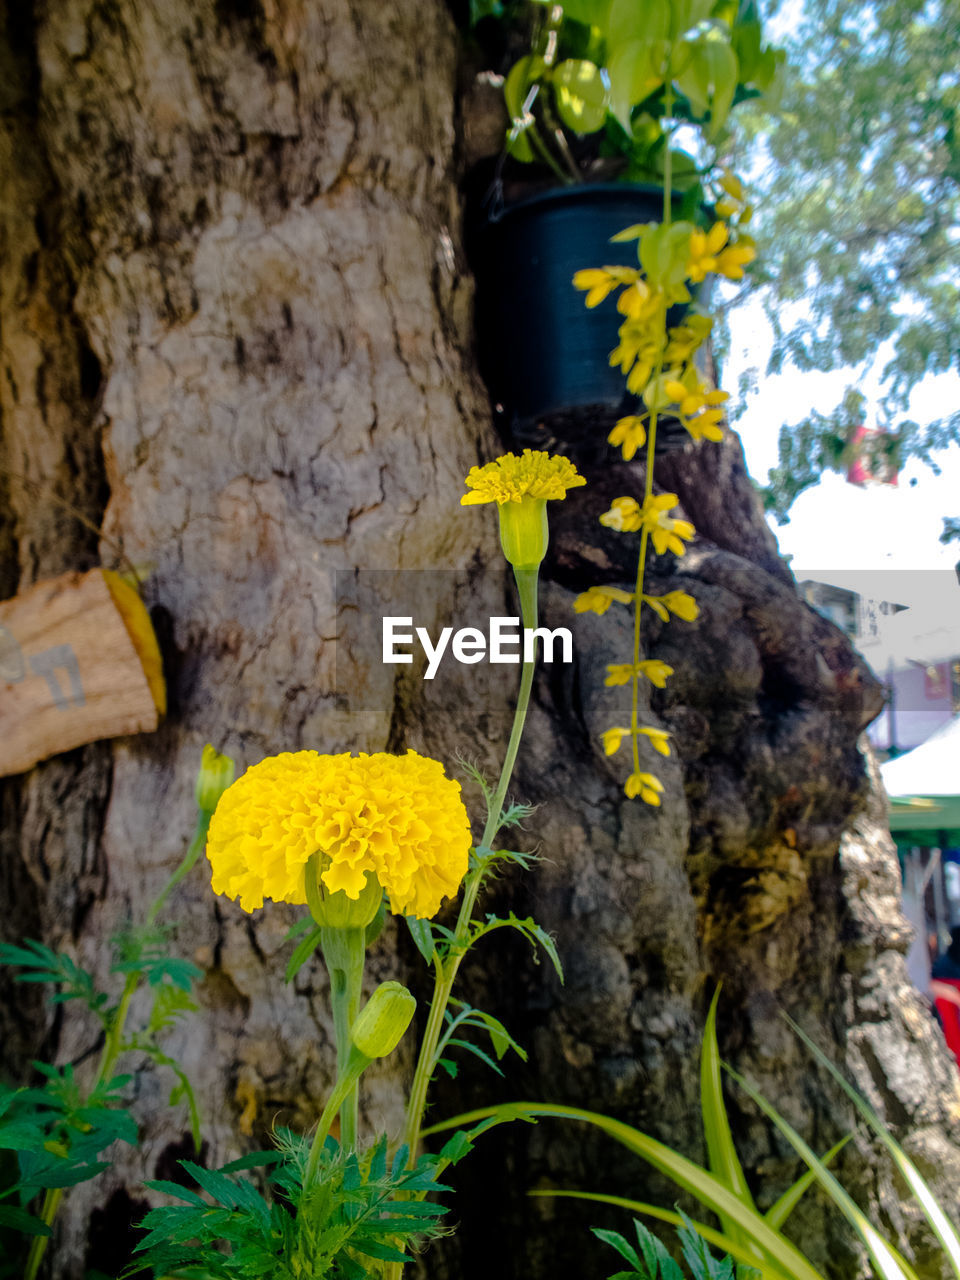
[663,378,729,444]
[206,750,472,919]
[600,493,695,555]
[625,772,665,805]
[642,590,699,622]
[608,414,647,461]
[602,725,671,757]
[572,265,642,308]
[574,584,634,615]
[605,659,674,688]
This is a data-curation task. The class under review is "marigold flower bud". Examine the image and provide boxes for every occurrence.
[308,869,383,930]
[351,981,416,1059]
[195,744,236,815]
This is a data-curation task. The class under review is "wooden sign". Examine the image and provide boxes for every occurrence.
[0,569,166,777]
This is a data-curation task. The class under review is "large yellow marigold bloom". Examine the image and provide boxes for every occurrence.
[206,750,472,919]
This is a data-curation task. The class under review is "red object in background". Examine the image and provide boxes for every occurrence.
[931,979,960,1068]
[846,425,899,487]
[925,662,949,700]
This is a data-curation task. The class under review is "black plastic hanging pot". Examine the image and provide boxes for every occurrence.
[469,182,690,447]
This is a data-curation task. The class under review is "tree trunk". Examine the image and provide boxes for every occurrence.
[1,3,959,1279]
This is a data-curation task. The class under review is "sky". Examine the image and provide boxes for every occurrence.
[725,297,960,583]
[730,0,960,587]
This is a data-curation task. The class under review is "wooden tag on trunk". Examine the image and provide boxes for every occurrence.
[0,568,166,777]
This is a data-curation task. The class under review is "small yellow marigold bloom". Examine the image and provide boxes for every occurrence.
[638,726,672,756]
[616,280,652,318]
[602,726,631,756]
[461,450,586,569]
[608,415,647,461]
[574,584,634,616]
[663,379,688,403]
[461,449,585,507]
[684,409,725,443]
[625,771,665,805]
[599,496,643,533]
[206,750,472,919]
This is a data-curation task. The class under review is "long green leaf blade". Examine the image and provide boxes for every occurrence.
[784,1015,960,1280]
[534,1188,791,1280]
[765,1137,850,1230]
[701,987,757,1255]
[426,1102,826,1280]
[726,1068,916,1280]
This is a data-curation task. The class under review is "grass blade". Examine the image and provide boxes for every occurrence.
[726,1068,917,1280]
[784,1015,960,1280]
[765,1137,850,1230]
[426,1103,827,1280]
[533,1188,792,1280]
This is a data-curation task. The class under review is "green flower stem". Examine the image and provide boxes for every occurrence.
[24,1187,63,1280]
[303,1054,367,1187]
[25,812,211,1280]
[400,565,540,1171]
[320,926,367,1151]
[630,90,673,776]
[146,812,212,926]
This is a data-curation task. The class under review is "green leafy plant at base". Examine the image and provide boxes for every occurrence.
[430,988,960,1280]
[126,1133,450,1280]
[596,1209,760,1280]
[0,745,233,1279]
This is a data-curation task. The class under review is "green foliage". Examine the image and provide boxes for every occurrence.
[0,925,202,1260]
[734,0,960,523]
[0,940,111,1027]
[0,1068,138,1255]
[435,998,528,1080]
[131,1132,450,1280]
[594,1211,758,1280]
[476,0,782,184]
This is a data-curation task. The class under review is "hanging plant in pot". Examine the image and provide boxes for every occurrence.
[465,0,781,452]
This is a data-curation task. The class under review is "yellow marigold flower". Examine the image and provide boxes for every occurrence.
[608,415,647,461]
[638,726,672,756]
[599,496,643,533]
[461,450,586,569]
[663,378,688,403]
[574,584,634,615]
[601,726,631,756]
[625,771,665,805]
[604,660,674,688]
[461,449,585,507]
[206,750,472,919]
[572,265,639,308]
[639,493,695,556]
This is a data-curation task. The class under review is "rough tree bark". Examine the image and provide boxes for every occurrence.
[1,3,959,1279]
